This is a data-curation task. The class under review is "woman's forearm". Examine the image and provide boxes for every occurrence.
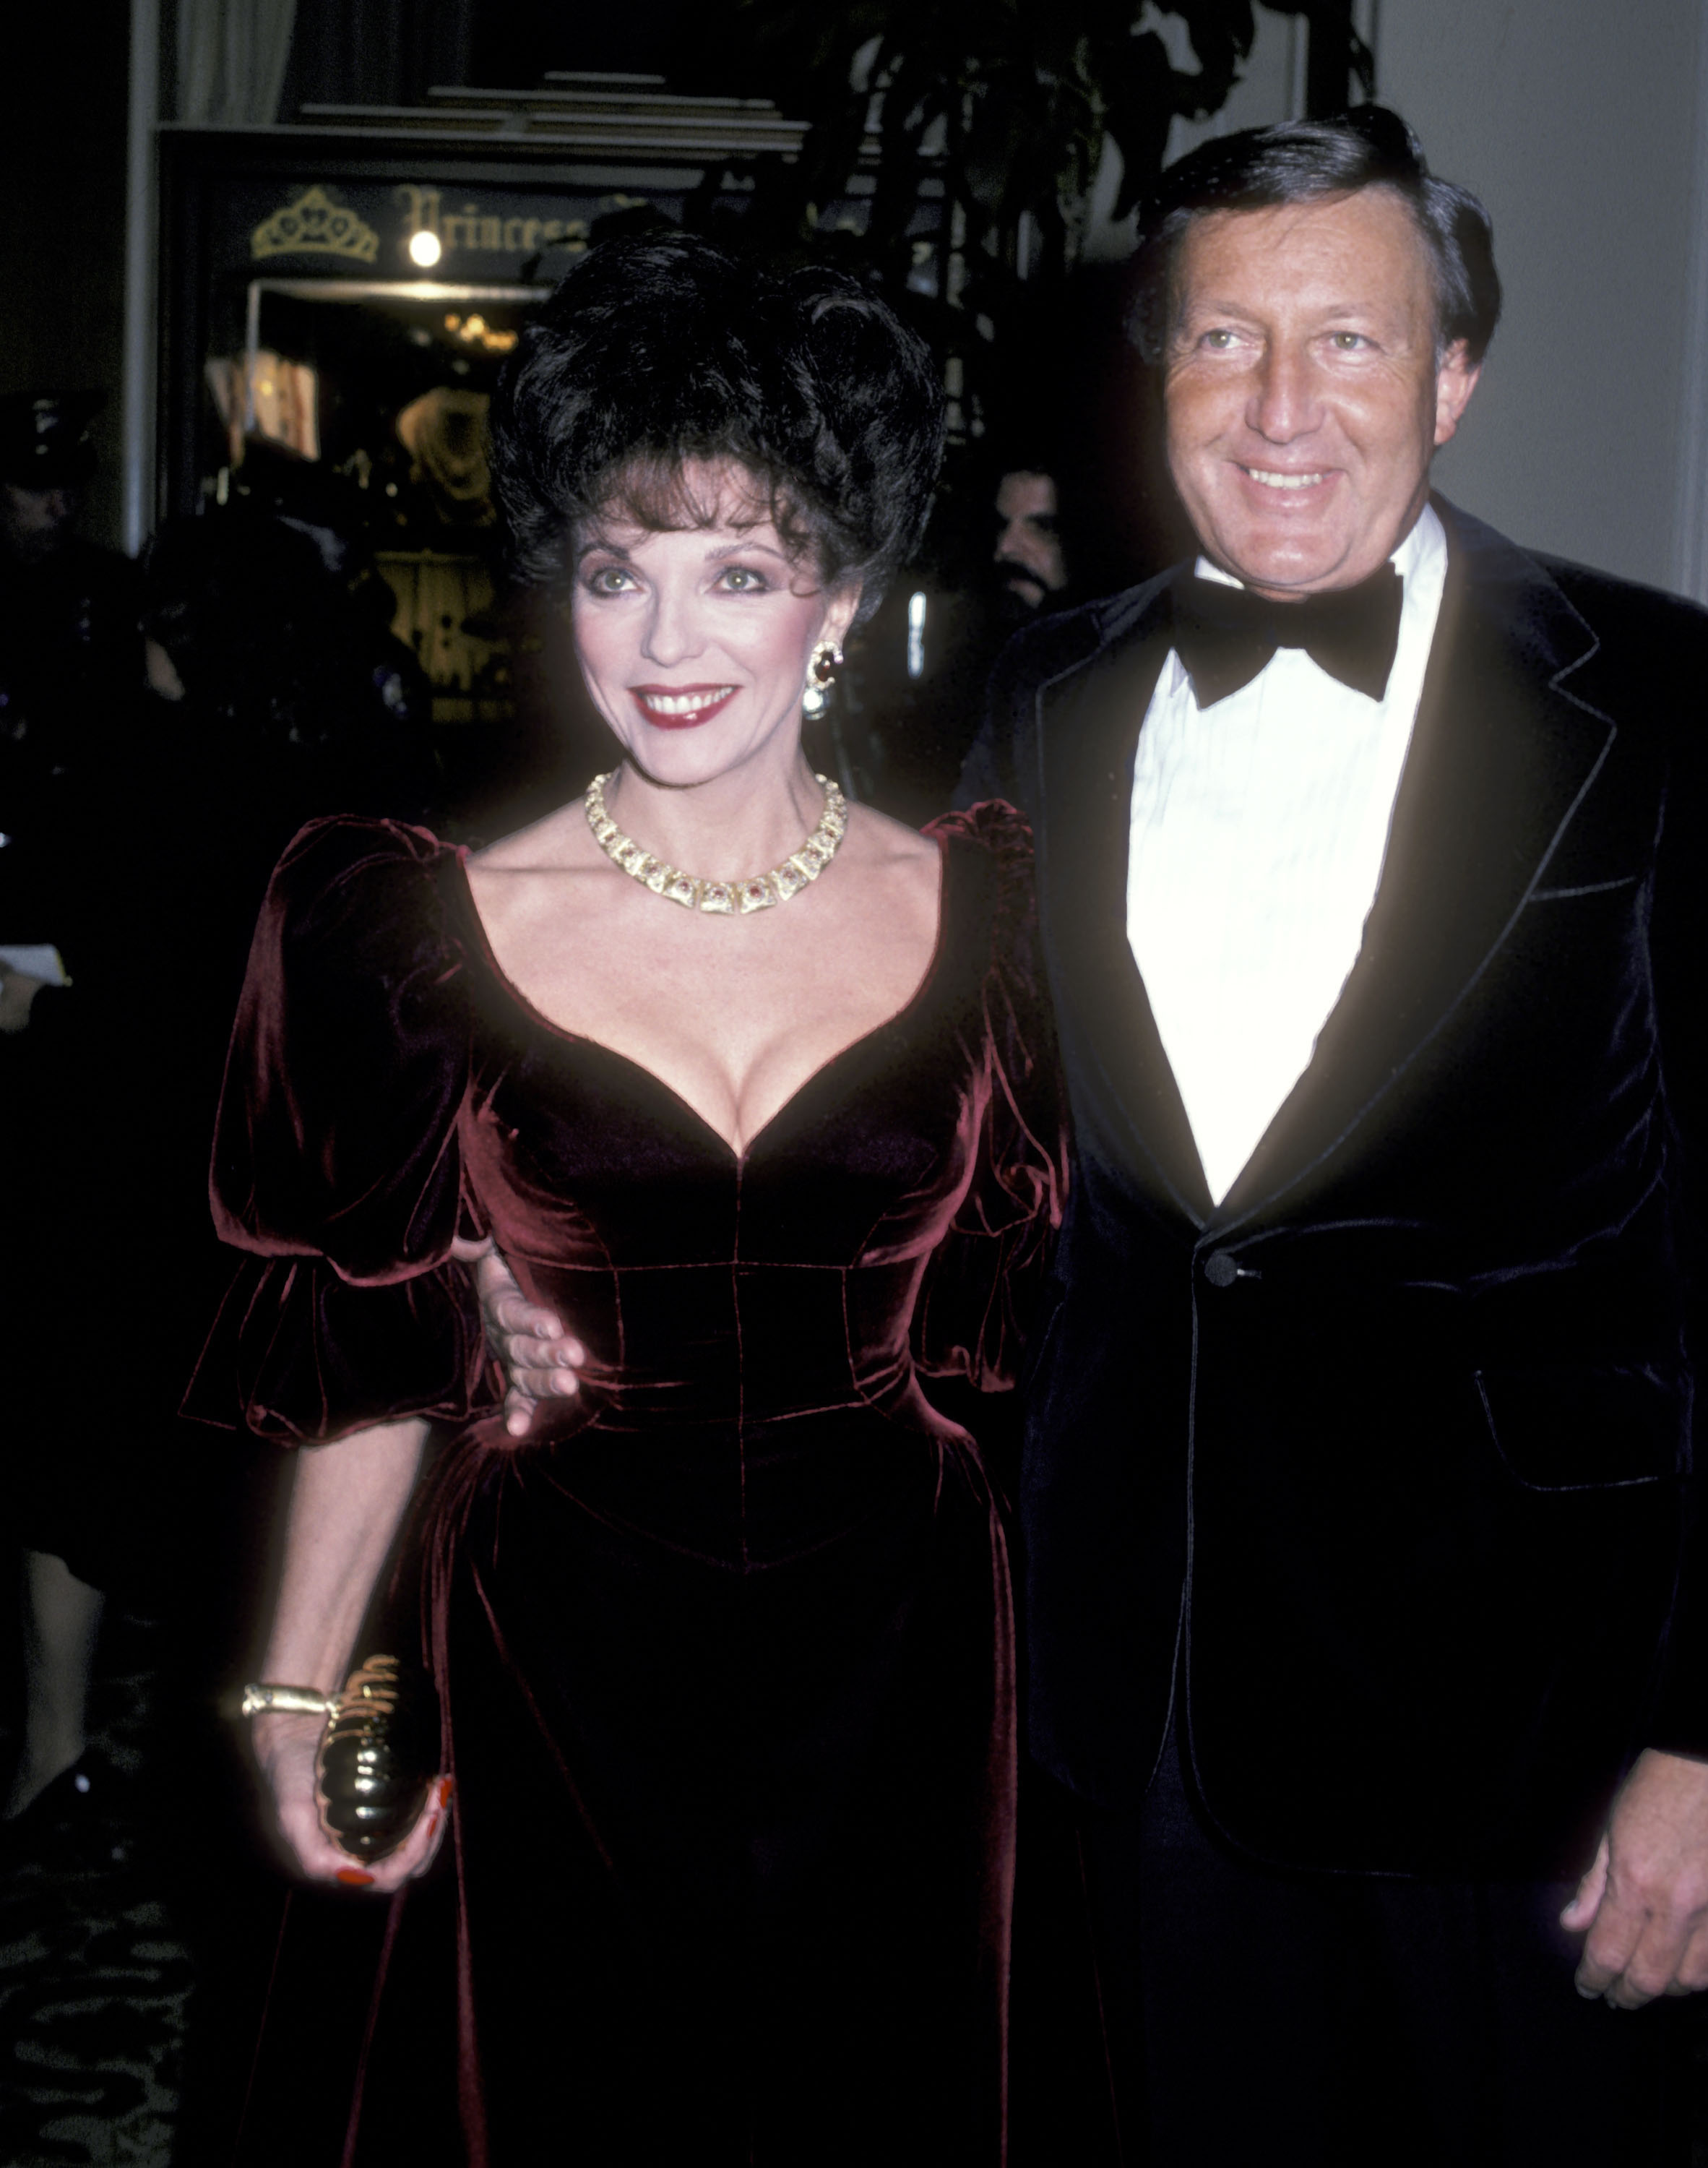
[257,1418,429,1695]
[248,1417,447,1889]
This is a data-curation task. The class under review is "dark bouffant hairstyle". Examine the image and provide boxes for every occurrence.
[1127,105,1501,368]
[489,233,946,627]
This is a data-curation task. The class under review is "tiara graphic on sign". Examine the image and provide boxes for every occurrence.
[251,186,379,265]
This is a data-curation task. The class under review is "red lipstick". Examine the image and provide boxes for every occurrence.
[629,683,738,731]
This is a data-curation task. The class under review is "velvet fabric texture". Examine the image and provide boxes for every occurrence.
[195,802,1065,2166]
[962,497,1708,1881]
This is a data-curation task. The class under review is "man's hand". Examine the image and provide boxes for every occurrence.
[1561,1747,1708,2006]
[456,1239,586,1437]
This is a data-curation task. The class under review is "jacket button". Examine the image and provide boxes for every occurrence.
[1203,1250,1239,1288]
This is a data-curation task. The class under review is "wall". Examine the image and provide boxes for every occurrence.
[1379,0,1708,593]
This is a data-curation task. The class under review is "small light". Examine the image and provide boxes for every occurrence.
[409,229,442,268]
[907,590,927,679]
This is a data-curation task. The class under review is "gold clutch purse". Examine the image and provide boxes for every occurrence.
[314,1653,436,1862]
[238,1654,436,1865]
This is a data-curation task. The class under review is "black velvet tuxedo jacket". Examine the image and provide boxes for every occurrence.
[962,499,1708,1878]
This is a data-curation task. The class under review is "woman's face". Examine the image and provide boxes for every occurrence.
[569,466,858,786]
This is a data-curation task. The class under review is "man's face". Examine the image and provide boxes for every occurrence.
[1163,188,1479,598]
[0,482,79,564]
[993,470,1068,607]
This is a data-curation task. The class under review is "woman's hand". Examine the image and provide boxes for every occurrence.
[251,1710,452,1893]
[454,1239,587,1437]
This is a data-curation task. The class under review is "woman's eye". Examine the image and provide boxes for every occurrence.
[717,565,770,593]
[585,565,634,594]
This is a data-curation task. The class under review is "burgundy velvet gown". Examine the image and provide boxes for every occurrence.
[197,801,1065,2167]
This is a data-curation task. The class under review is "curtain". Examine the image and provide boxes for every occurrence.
[176,0,298,126]
[275,0,478,116]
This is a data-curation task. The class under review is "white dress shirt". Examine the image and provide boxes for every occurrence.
[1126,504,1447,1205]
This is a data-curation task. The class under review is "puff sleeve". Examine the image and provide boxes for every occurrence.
[186,817,496,1444]
[911,801,1069,1390]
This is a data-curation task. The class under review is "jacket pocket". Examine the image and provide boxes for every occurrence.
[1475,1364,1690,1491]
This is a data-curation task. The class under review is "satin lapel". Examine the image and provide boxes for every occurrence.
[1035,584,1215,1225]
[1215,507,1618,1229]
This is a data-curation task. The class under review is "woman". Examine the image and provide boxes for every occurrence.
[202,235,1064,2165]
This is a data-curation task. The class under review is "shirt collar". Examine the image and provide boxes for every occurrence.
[1170,503,1447,702]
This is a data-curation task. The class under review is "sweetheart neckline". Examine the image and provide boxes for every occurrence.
[449,834,954,1163]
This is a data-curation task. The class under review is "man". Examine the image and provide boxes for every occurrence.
[992,464,1071,612]
[957,105,1708,2161]
[479,106,1708,2159]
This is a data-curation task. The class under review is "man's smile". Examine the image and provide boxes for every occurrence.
[1241,465,1332,491]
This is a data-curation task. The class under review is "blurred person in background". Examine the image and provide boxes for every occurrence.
[0,391,138,1030]
[1,392,139,1845]
[845,443,1080,830]
[991,460,1071,618]
[134,506,438,830]
[4,507,439,1853]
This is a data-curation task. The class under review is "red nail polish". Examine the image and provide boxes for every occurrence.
[336,1867,374,1887]
[439,1776,456,1805]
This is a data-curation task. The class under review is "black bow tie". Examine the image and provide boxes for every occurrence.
[1170,563,1405,707]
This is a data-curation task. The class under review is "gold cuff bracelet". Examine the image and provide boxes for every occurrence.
[238,1682,340,1719]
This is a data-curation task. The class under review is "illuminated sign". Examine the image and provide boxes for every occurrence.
[394,185,591,264]
[251,185,380,263]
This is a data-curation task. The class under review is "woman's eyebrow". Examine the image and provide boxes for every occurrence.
[705,536,790,563]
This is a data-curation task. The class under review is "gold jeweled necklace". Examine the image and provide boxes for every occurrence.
[583,769,849,915]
